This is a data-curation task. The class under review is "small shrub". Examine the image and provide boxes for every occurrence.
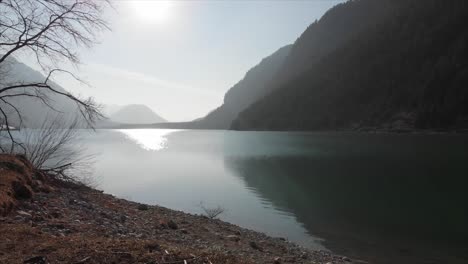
[199,202,225,219]
[137,204,149,211]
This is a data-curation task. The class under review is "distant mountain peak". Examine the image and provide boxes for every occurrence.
[109,104,166,125]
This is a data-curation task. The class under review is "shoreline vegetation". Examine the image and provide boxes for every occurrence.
[0,154,352,264]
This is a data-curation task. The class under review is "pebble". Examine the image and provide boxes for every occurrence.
[342,256,351,262]
[76,256,91,263]
[17,210,32,218]
[226,235,240,242]
[119,215,127,223]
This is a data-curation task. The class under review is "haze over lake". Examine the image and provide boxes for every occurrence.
[81,129,468,264]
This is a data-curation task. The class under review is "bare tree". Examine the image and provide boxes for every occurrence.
[0,116,97,186]
[0,0,110,151]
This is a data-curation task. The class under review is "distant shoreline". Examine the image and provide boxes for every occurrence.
[95,123,468,135]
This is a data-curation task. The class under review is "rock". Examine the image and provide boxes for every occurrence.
[249,241,261,251]
[226,235,240,242]
[167,220,178,230]
[17,210,32,218]
[41,228,52,233]
[119,215,127,223]
[137,204,149,211]
[342,256,351,262]
[23,256,48,264]
[76,256,91,263]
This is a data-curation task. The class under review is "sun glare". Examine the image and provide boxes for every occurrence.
[118,129,178,151]
[129,0,174,24]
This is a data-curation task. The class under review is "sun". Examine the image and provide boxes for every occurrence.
[129,0,174,24]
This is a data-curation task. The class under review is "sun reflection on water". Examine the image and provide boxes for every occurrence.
[117,129,179,151]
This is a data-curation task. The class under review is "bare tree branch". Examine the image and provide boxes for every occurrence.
[0,0,110,150]
[0,0,110,66]
[0,103,24,152]
[11,116,97,186]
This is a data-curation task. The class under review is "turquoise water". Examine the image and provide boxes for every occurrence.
[81,129,468,264]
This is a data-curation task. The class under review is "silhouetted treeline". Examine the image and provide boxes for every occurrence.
[232,0,468,131]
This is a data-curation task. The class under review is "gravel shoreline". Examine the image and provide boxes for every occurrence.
[0,154,352,263]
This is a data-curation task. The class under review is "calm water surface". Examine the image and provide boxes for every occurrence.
[81,129,468,264]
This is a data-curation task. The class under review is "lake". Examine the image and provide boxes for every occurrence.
[80,129,468,264]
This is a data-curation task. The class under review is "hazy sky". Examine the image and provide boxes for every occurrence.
[48,0,344,122]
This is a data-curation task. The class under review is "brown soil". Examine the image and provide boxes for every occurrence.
[0,155,351,264]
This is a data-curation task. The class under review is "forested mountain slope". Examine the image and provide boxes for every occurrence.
[196,45,291,129]
[271,0,395,88]
[233,0,468,131]
[198,0,395,130]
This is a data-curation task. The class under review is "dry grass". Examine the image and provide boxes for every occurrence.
[0,223,253,264]
[0,154,34,216]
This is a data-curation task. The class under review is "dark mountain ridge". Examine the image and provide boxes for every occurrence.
[232,0,468,131]
[272,0,395,88]
[196,0,397,130]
